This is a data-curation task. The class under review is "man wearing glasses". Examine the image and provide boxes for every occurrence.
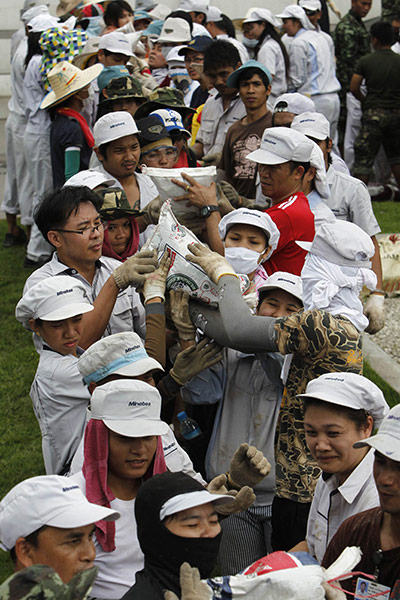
[23,184,157,351]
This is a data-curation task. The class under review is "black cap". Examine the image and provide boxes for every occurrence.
[136,115,172,147]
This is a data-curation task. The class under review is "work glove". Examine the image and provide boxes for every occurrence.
[140,195,164,227]
[113,249,158,290]
[177,213,206,237]
[170,337,223,386]
[170,289,197,341]
[364,293,385,334]
[200,151,222,167]
[228,443,271,489]
[207,473,255,515]
[186,242,237,284]
[215,183,235,216]
[164,563,211,600]
[142,251,171,303]
[322,581,347,600]
[219,181,257,210]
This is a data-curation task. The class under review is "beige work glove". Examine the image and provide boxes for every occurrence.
[170,337,223,386]
[364,293,385,334]
[142,251,171,303]
[215,183,235,216]
[186,242,238,284]
[164,563,211,600]
[113,249,158,290]
[219,181,257,210]
[228,443,271,489]
[207,473,255,515]
[322,581,347,600]
[140,195,164,227]
[170,289,196,341]
[200,151,222,167]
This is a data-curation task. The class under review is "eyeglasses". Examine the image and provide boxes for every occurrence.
[141,147,178,161]
[52,223,104,236]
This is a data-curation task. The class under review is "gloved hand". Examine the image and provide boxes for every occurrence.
[364,293,385,334]
[170,337,223,386]
[219,181,257,210]
[170,289,196,341]
[142,251,171,302]
[207,474,255,515]
[140,195,164,227]
[186,242,238,284]
[113,249,158,290]
[215,183,235,216]
[200,151,222,167]
[322,581,347,600]
[164,563,211,600]
[177,213,206,237]
[228,443,271,489]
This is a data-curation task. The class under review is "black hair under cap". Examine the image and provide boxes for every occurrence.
[134,472,221,595]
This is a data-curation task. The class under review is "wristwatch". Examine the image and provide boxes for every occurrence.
[200,205,219,218]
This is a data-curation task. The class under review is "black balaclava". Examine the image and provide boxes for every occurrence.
[135,471,222,596]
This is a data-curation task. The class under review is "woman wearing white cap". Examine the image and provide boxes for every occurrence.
[205,6,249,64]
[241,8,289,108]
[295,372,389,562]
[15,276,94,476]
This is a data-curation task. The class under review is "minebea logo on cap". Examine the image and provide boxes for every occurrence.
[125,345,141,353]
[264,138,277,146]
[128,401,151,406]
[388,415,400,422]
[110,121,126,129]
[56,288,73,296]
[323,376,345,382]
[62,485,80,492]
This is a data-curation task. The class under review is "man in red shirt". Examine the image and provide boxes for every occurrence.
[247,127,315,275]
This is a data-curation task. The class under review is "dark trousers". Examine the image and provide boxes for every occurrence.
[271,496,311,551]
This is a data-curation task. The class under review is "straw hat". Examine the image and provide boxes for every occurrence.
[40,60,103,109]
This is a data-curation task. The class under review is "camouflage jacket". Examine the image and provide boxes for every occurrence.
[333,10,371,92]
[382,0,400,20]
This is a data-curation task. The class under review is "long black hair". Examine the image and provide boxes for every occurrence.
[25,30,42,69]
[214,14,236,38]
[104,0,133,28]
[255,21,290,78]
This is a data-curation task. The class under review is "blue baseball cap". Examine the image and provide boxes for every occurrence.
[226,59,272,89]
[134,9,153,21]
[98,65,129,92]
[178,35,213,55]
[141,19,164,37]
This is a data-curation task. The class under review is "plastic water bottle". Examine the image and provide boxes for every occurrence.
[177,411,202,440]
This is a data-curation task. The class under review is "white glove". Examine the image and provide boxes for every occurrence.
[186,242,238,284]
[142,251,170,302]
[322,581,347,600]
[364,293,385,334]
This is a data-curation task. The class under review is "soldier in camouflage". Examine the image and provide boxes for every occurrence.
[0,565,97,600]
[381,0,400,22]
[333,0,372,144]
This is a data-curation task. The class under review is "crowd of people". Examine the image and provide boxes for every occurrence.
[1,0,400,597]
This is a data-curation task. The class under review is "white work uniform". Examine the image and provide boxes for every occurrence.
[23,54,54,262]
[70,430,205,599]
[306,449,379,562]
[196,89,246,155]
[287,28,340,140]
[307,190,336,229]
[1,37,35,226]
[30,348,90,475]
[216,33,249,64]
[326,166,381,236]
[256,36,287,109]
[24,253,146,345]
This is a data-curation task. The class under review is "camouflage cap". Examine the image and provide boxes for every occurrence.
[0,565,97,600]
[97,187,143,219]
[134,87,195,122]
[101,75,146,104]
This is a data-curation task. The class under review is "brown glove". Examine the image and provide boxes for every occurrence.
[228,443,271,489]
[170,289,196,341]
[113,249,158,290]
[170,337,223,386]
[140,195,164,227]
[207,474,255,515]
[164,563,211,600]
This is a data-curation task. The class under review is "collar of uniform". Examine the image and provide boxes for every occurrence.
[51,252,104,275]
[323,448,375,504]
[215,90,240,102]
[95,164,123,190]
[349,9,364,23]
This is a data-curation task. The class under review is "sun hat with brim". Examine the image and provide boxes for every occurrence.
[89,379,169,437]
[64,169,116,189]
[160,489,235,520]
[295,220,375,268]
[226,60,272,89]
[56,0,81,17]
[291,111,330,141]
[78,332,163,385]
[258,271,303,303]
[15,276,94,330]
[242,8,280,27]
[134,87,195,122]
[39,29,89,92]
[101,75,145,103]
[94,110,140,146]
[298,372,389,428]
[353,404,400,460]
[247,127,314,165]
[72,36,100,69]
[97,187,143,219]
[40,60,103,109]
[0,475,119,551]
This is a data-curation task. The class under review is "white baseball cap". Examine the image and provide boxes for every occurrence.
[89,379,170,437]
[247,127,314,165]
[27,13,59,32]
[78,332,163,385]
[243,8,280,27]
[276,4,308,28]
[0,475,119,551]
[298,373,389,427]
[258,271,303,303]
[296,220,375,268]
[354,404,400,460]
[149,3,172,20]
[94,111,140,146]
[179,0,208,14]
[299,0,321,11]
[160,489,234,520]
[15,276,93,330]
[218,208,281,254]
[98,32,133,57]
[158,17,192,44]
[291,111,330,141]
[273,93,316,115]
[21,4,49,24]
[206,5,223,22]
[64,170,116,190]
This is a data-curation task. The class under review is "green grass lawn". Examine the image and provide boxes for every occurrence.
[0,201,399,580]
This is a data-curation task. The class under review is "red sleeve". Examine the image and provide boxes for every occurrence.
[266,206,294,250]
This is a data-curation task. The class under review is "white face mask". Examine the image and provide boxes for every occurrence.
[242,37,259,48]
[161,45,173,60]
[225,246,264,274]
